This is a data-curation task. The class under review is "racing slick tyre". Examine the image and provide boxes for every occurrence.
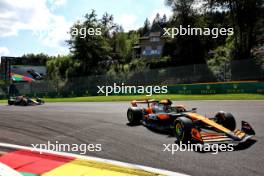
[21,99,28,106]
[36,98,45,104]
[127,107,143,125]
[215,111,236,131]
[174,117,193,143]
[8,99,14,105]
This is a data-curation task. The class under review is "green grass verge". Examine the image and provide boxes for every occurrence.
[1,94,263,104]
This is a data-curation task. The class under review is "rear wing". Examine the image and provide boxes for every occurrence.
[131,100,158,107]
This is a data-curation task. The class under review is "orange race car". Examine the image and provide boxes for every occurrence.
[127,99,256,144]
[8,96,45,106]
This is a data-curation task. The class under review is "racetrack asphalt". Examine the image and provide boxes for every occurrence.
[0,101,263,176]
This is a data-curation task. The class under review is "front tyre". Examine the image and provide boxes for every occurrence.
[36,98,45,104]
[127,107,143,125]
[215,111,236,131]
[174,117,193,143]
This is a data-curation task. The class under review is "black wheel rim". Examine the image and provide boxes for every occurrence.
[175,122,184,141]
[128,110,133,122]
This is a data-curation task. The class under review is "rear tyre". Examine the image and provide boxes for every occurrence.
[174,117,193,143]
[215,111,236,131]
[21,99,28,106]
[127,107,143,125]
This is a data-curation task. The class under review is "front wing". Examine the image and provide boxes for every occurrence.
[193,121,256,145]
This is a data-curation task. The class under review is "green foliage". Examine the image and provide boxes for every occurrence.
[20,53,50,66]
[0,80,6,86]
[46,55,78,80]
[111,31,139,63]
[148,56,172,68]
[106,58,149,81]
[27,1,264,83]
[106,56,175,81]
[65,10,139,78]
[254,54,264,71]
[138,18,151,36]
[165,0,208,65]
[166,0,196,25]
[207,37,234,81]
[45,10,140,81]
[207,0,264,60]
[68,10,113,76]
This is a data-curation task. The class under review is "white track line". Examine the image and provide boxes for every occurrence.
[0,143,189,176]
[0,163,23,176]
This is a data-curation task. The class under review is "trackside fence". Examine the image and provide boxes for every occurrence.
[0,59,263,98]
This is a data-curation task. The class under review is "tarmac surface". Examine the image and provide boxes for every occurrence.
[0,101,263,176]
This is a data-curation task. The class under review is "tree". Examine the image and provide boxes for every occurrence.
[111,31,139,63]
[165,0,206,65]
[153,13,161,25]
[139,18,151,36]
[47,55,77,80]
[21,53,50,66]
[165,0,196,25]
[68,10,112,76]
[66,10,140,77]
[207,0,264,60]
[161,14,168,26]
[101,12,119,38]
[143,18,151,33]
